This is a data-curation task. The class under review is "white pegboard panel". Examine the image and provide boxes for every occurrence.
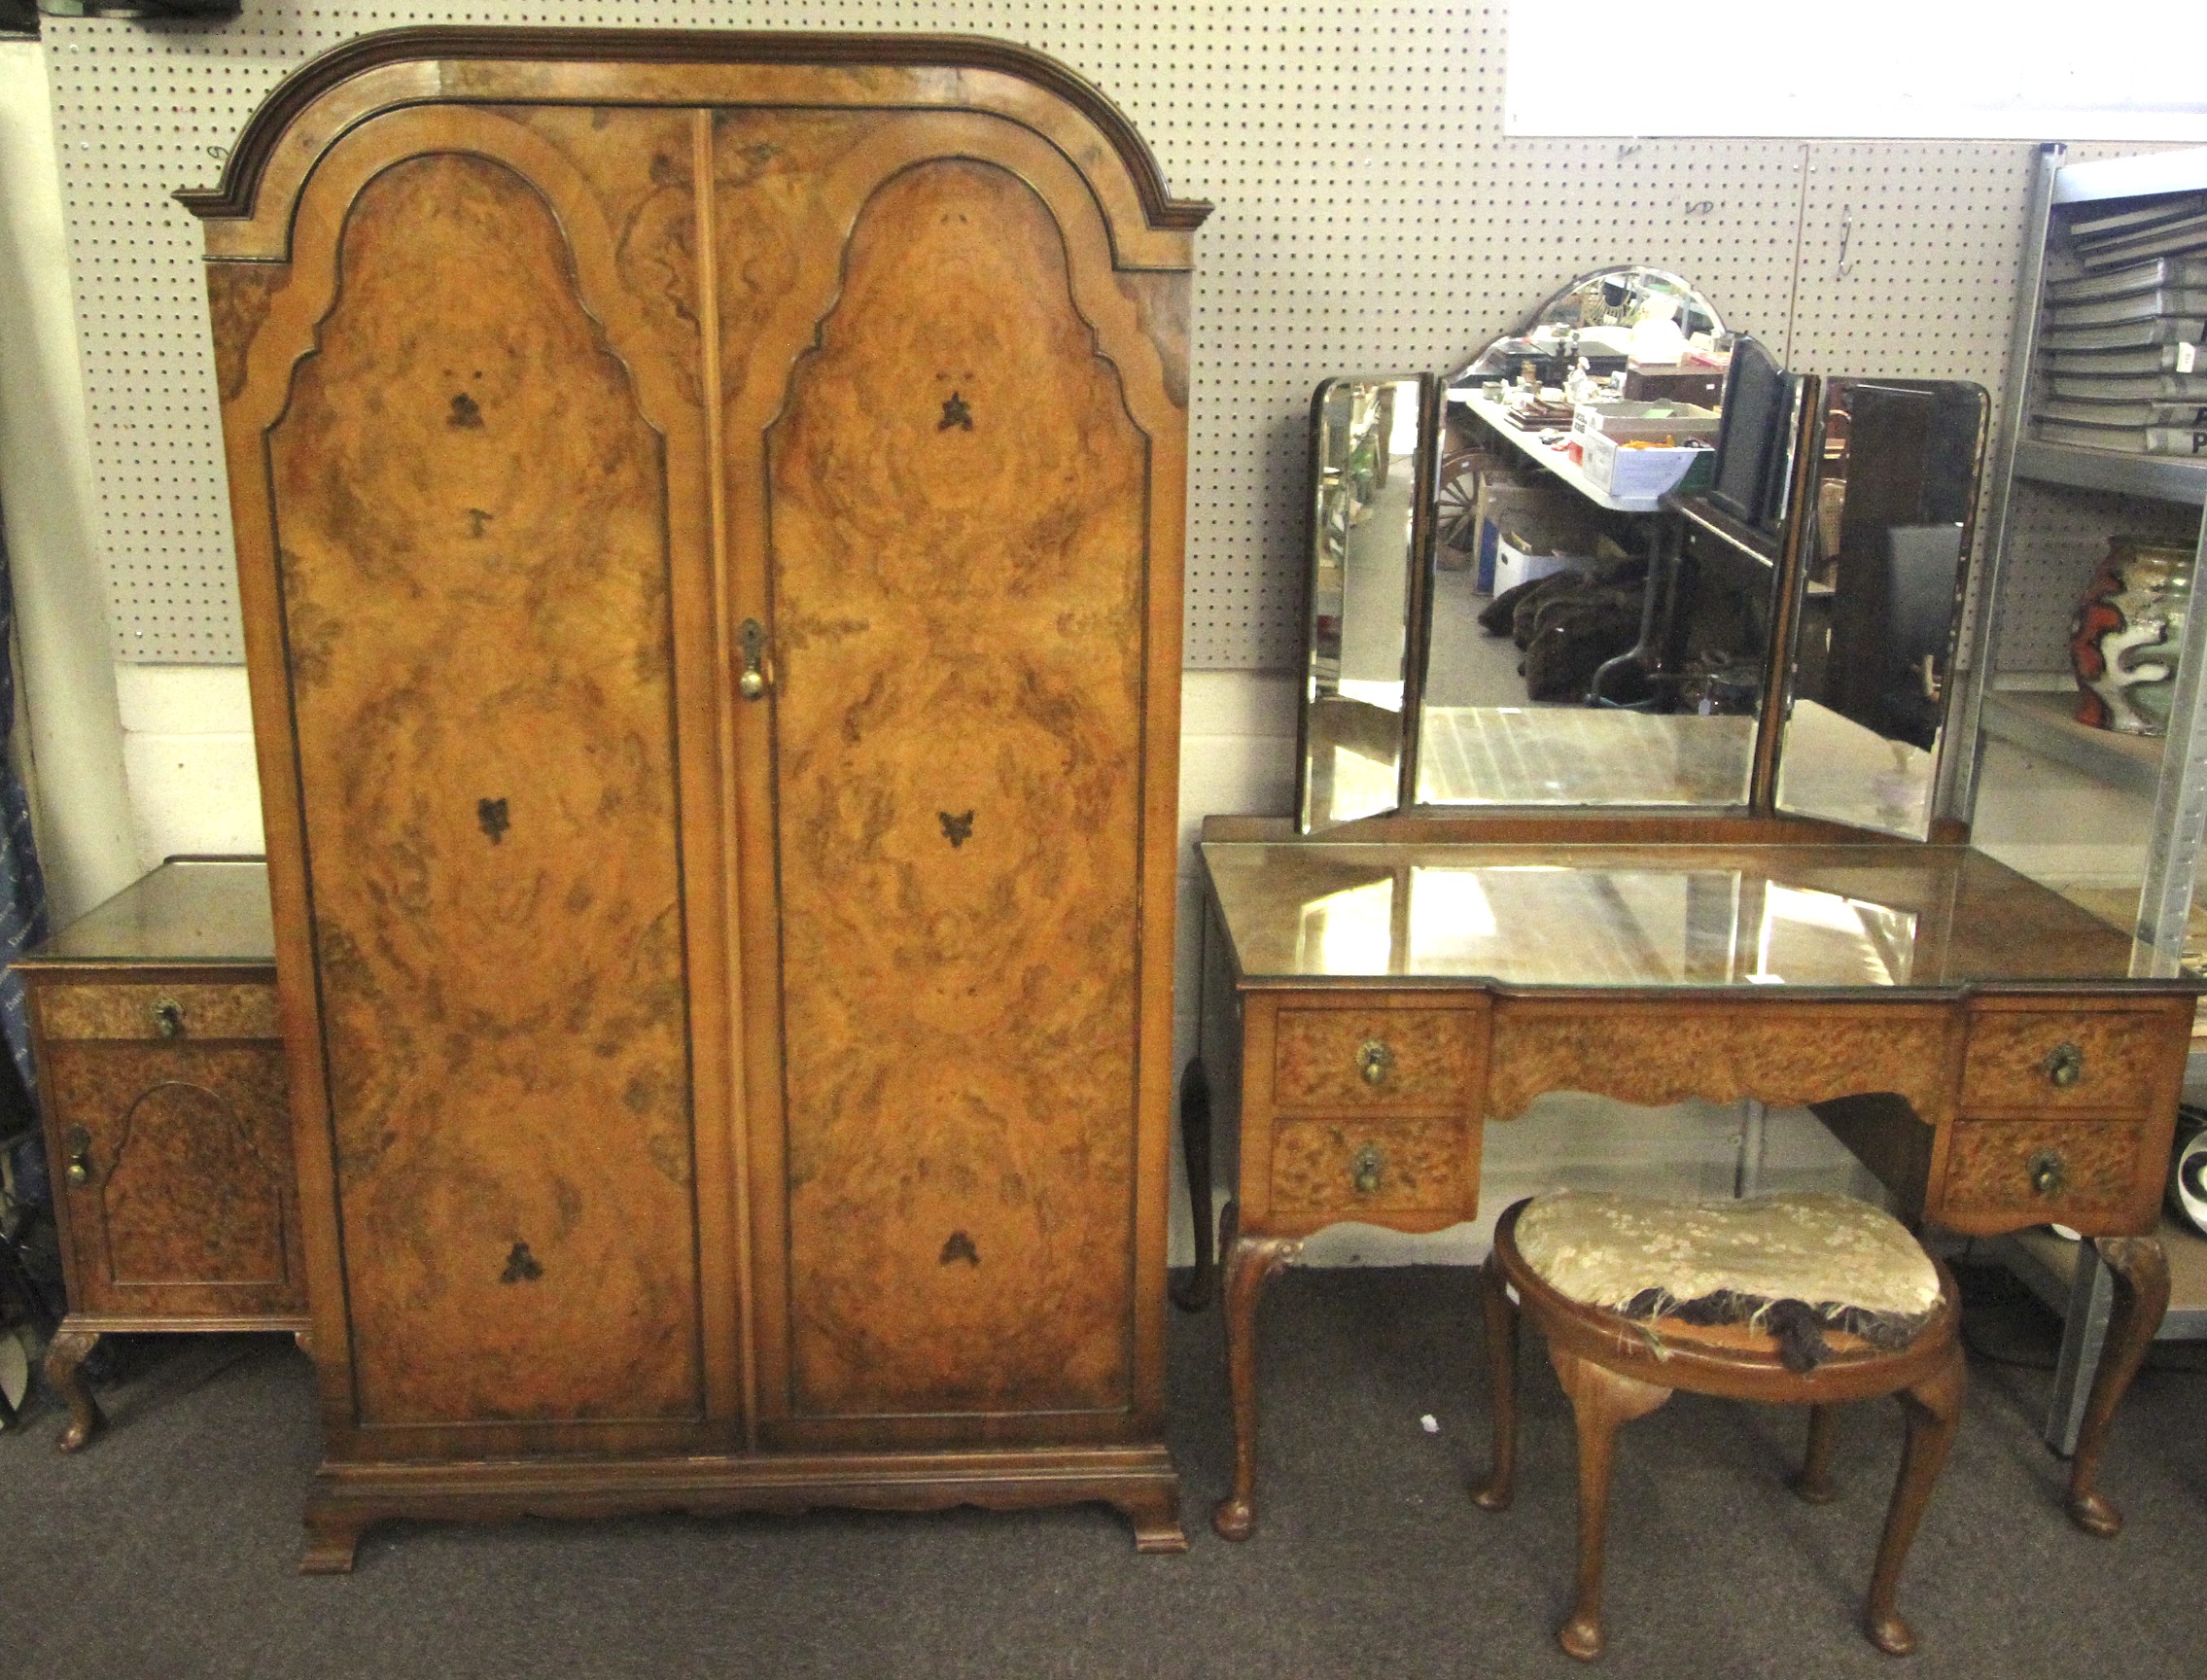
[36,3,2175,667]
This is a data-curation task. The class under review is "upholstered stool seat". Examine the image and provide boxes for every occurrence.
[1476,1191,1964,1661]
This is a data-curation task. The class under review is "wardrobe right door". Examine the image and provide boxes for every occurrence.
[717,107,1197,1450]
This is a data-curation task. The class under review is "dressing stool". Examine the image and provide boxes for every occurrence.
[1474,1192,1964,1661]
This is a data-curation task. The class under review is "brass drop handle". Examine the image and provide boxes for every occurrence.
[2043,1042,2084,1089]
[1355,1039,1393,1087]
[64,1124,92,1188]
[737,617,771,701]
[2028,1149,2067,1198]
[151,998,185,1039]
[1350,1143,1384,1195]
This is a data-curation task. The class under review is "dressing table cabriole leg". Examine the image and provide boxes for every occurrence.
[2066,1235,2170,1538]
[1864,1345,1965,1657]
[1211,1211,1298,1542]
[1550,1346,1672,1662]
[1472,1250,1520,1511]
[43,1326,102,1452]
[1171,1059,1215,1312]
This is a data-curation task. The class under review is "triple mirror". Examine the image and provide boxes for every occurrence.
[1297,265,1989,842]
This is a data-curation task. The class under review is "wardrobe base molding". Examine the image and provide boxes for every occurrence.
[300,1443,1186,1571]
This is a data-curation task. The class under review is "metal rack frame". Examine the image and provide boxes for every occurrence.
[1948,142,2207,1452]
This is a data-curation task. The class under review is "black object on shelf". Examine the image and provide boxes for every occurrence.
[36,2,240,19]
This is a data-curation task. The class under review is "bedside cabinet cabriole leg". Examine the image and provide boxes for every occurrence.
[2066,1235,2170,1537]
[1211,1215,1298,1542]
[43,1327,103,1452]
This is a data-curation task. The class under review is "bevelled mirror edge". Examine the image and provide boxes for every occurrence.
[1770,377,1992,840]
[1295,373,1433,833]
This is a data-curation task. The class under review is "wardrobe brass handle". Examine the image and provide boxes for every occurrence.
[1356,1039,1393,1087]
[2044,1042,2084,1089]
[738,617,770,701]
[151,998,185,1039]
[64,1124,91,1188]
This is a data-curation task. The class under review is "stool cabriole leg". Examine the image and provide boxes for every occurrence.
[1473,1250,1520,1511]
[1550,1345,1671,1662]
[1791,1403,1841,1505]
[1864,1345,1965,1657]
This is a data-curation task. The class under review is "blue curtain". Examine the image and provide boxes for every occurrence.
[0,497,51,1191]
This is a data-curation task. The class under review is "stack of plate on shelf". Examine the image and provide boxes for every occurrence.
[2035,192,2207,456]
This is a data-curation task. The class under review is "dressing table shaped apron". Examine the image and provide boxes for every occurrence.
[1184,814,2197,1544]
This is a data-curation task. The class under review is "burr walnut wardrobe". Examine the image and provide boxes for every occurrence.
[182,26,1207,1567]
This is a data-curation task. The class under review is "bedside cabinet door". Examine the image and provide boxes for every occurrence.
[40,1037,304,1318]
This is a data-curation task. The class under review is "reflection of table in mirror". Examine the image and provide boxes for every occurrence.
[1184,814,2196,1545]
[1416,707,1756,807]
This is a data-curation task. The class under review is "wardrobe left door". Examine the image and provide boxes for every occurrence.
[209,103,741,1459]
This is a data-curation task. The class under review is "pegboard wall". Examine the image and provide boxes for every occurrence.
[37,2,2169,667]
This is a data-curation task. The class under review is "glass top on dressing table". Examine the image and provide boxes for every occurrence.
[1202,830,2170,991]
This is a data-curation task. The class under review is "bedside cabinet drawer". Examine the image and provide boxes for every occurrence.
[1272,1008,1477,1110]
[1960,1011,2170,1116]
[1937,1118,2148,1228]
[1270,1117,1472,1217]
[38,981,280,1044]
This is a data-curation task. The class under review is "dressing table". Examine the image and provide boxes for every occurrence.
[1189,270,2202,1547]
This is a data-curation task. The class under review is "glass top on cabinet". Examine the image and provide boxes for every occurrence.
[20,859,273,966]
[1202,840,2168,990]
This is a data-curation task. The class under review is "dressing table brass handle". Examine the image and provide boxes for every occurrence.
[737,617,771,701]
[64,1125,92,1188]
[151,998,185,1039]
[2044,1042,2084,1089]
[1350,1144,1384,1195]
[1355,1039,1393,1087]
[2028,1149,2067,1198]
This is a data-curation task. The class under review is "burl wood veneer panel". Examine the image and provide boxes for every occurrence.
[1269,1117,1468,1216]
[1487,1004,1953,1121]
[1272,1008,1476,1110]
[45,1041,300,1314]
[1939,1119,2146,1226]
[769,159,1146,1418]
[39,982,280,1042]
[1959,1010,2165,1116]
[267,153,701,1427]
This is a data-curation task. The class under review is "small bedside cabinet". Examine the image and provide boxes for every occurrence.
[14,858,304,1450]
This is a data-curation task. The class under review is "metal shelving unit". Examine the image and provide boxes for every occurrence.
[1949,142,2207,1453]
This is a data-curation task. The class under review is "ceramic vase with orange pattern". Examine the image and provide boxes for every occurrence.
[2071,537,2193,737]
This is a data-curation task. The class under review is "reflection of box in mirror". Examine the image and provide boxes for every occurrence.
[1580,432,1716,499]
[1570,401,1721,442]
[1469,480,1584,593]
[1491,537,1589,598]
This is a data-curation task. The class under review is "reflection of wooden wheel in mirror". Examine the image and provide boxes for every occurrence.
[1435,448,1483,556]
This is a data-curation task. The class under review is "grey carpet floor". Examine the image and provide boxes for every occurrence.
[3,1265,2204,1680]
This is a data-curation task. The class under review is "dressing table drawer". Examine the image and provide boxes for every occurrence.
[1269,1116,1472,1217]
[1960,1011,2167,1116]
[1937,1118,2149,1228]
[1271,1007,1478,1111]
